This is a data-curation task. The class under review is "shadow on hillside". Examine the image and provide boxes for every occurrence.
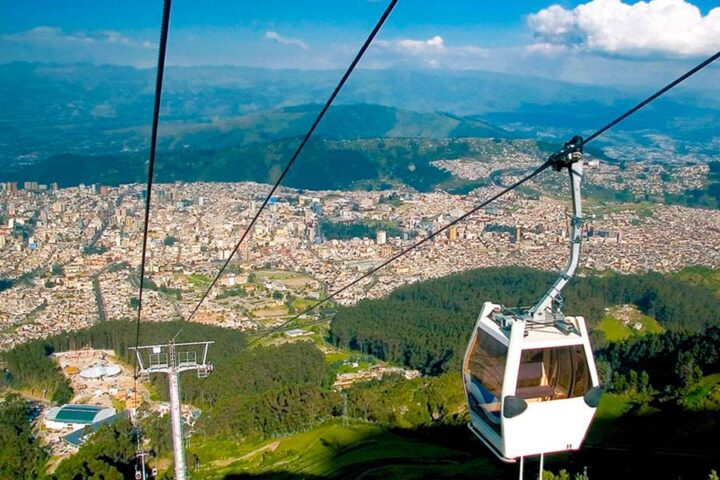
[225,474,322,480]
[221,423,509,480]
[221,412,720,480]
[577,403,720,478]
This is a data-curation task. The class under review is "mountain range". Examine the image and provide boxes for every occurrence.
[1,61,717,189]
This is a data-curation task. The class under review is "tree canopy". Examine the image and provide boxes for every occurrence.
[330,267,720,374]
[0,395,46,480]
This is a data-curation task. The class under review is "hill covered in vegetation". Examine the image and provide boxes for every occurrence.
[3,267,720,478]
[1,136,519,192]
[329,267,720,374]
[0,319,465,441]
[3,62,717,167]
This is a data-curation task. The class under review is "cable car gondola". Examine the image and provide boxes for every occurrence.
[462,138,602,462]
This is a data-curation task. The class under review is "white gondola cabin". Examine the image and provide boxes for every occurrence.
[463,302,600,461]
[462,138,601,462]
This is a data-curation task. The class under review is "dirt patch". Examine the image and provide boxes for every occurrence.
[210,441,281,468]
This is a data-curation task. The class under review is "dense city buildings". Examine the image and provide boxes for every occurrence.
[1,173,719,350]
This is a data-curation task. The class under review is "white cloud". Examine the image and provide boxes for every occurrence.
[100,30,132,46]
[527,0,720,57]
[2,26,141,48]
[373,35,487,69]
[389,35,446,54]
[0,26,158,66]
[264,31,309,50]
[395,35,445,52]
[3,26,90,44]
[526,42,571,55]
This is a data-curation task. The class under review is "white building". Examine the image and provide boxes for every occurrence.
[376,230,387,245]
[44,404,116,431]
[79,363,122,379]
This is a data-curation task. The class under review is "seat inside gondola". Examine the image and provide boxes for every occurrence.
[515,345,592,402]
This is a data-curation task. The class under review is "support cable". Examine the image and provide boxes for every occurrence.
[247,49,720,342]
[133,0,173,405]
[247,161,552,344]
[185,0,399,323]
[583,50,720,146]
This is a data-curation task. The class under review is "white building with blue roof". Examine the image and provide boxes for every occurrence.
[44,404,116,431]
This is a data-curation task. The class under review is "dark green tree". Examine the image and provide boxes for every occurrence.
[52,418,136,480]
[0,394,46,480]
[675,351,703,388]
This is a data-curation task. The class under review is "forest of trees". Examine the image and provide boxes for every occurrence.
[1,321,247,404]
[2,266,719,477]
[51,418,138,480]
[329,267,720,374]
[193,341,337,437]
[319,218,404,240]
[1,341,73,404]
[599,326,720,397]
[0,394,46,479]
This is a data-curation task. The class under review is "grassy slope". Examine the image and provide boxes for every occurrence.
[192,389,720,480]
[685,374,720,411]
[595,305,664,342]
[191,423,501,480]
[676,266,720,299]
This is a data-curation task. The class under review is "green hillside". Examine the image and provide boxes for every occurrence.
[675,266,720,298]
[330,267,720,374]
[1,136,519,192]
[3,62,717,167]
[3,267,720,479]
[156,103,509,150]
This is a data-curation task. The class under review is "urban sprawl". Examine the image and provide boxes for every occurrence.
[1,166,719,351]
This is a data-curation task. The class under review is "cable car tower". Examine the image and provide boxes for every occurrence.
[130,340,214,480]
[462,137,602,472]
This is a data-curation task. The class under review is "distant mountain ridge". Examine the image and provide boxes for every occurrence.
[0,137,518,192]
[153,103,510,150]
[2,62,718,166]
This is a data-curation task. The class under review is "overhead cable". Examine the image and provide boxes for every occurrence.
[247,48,720,341]
[185,0,400,323]
[133,0,173,396]
[247,161,552,344]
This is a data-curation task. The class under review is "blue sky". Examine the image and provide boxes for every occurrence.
[1,1,594,32]
[1,0,719,86]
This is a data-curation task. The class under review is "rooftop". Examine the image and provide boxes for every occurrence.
[79,364,121,379]
[285,328,310,337]
[62,411,127,448]
[47,404,113,425]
